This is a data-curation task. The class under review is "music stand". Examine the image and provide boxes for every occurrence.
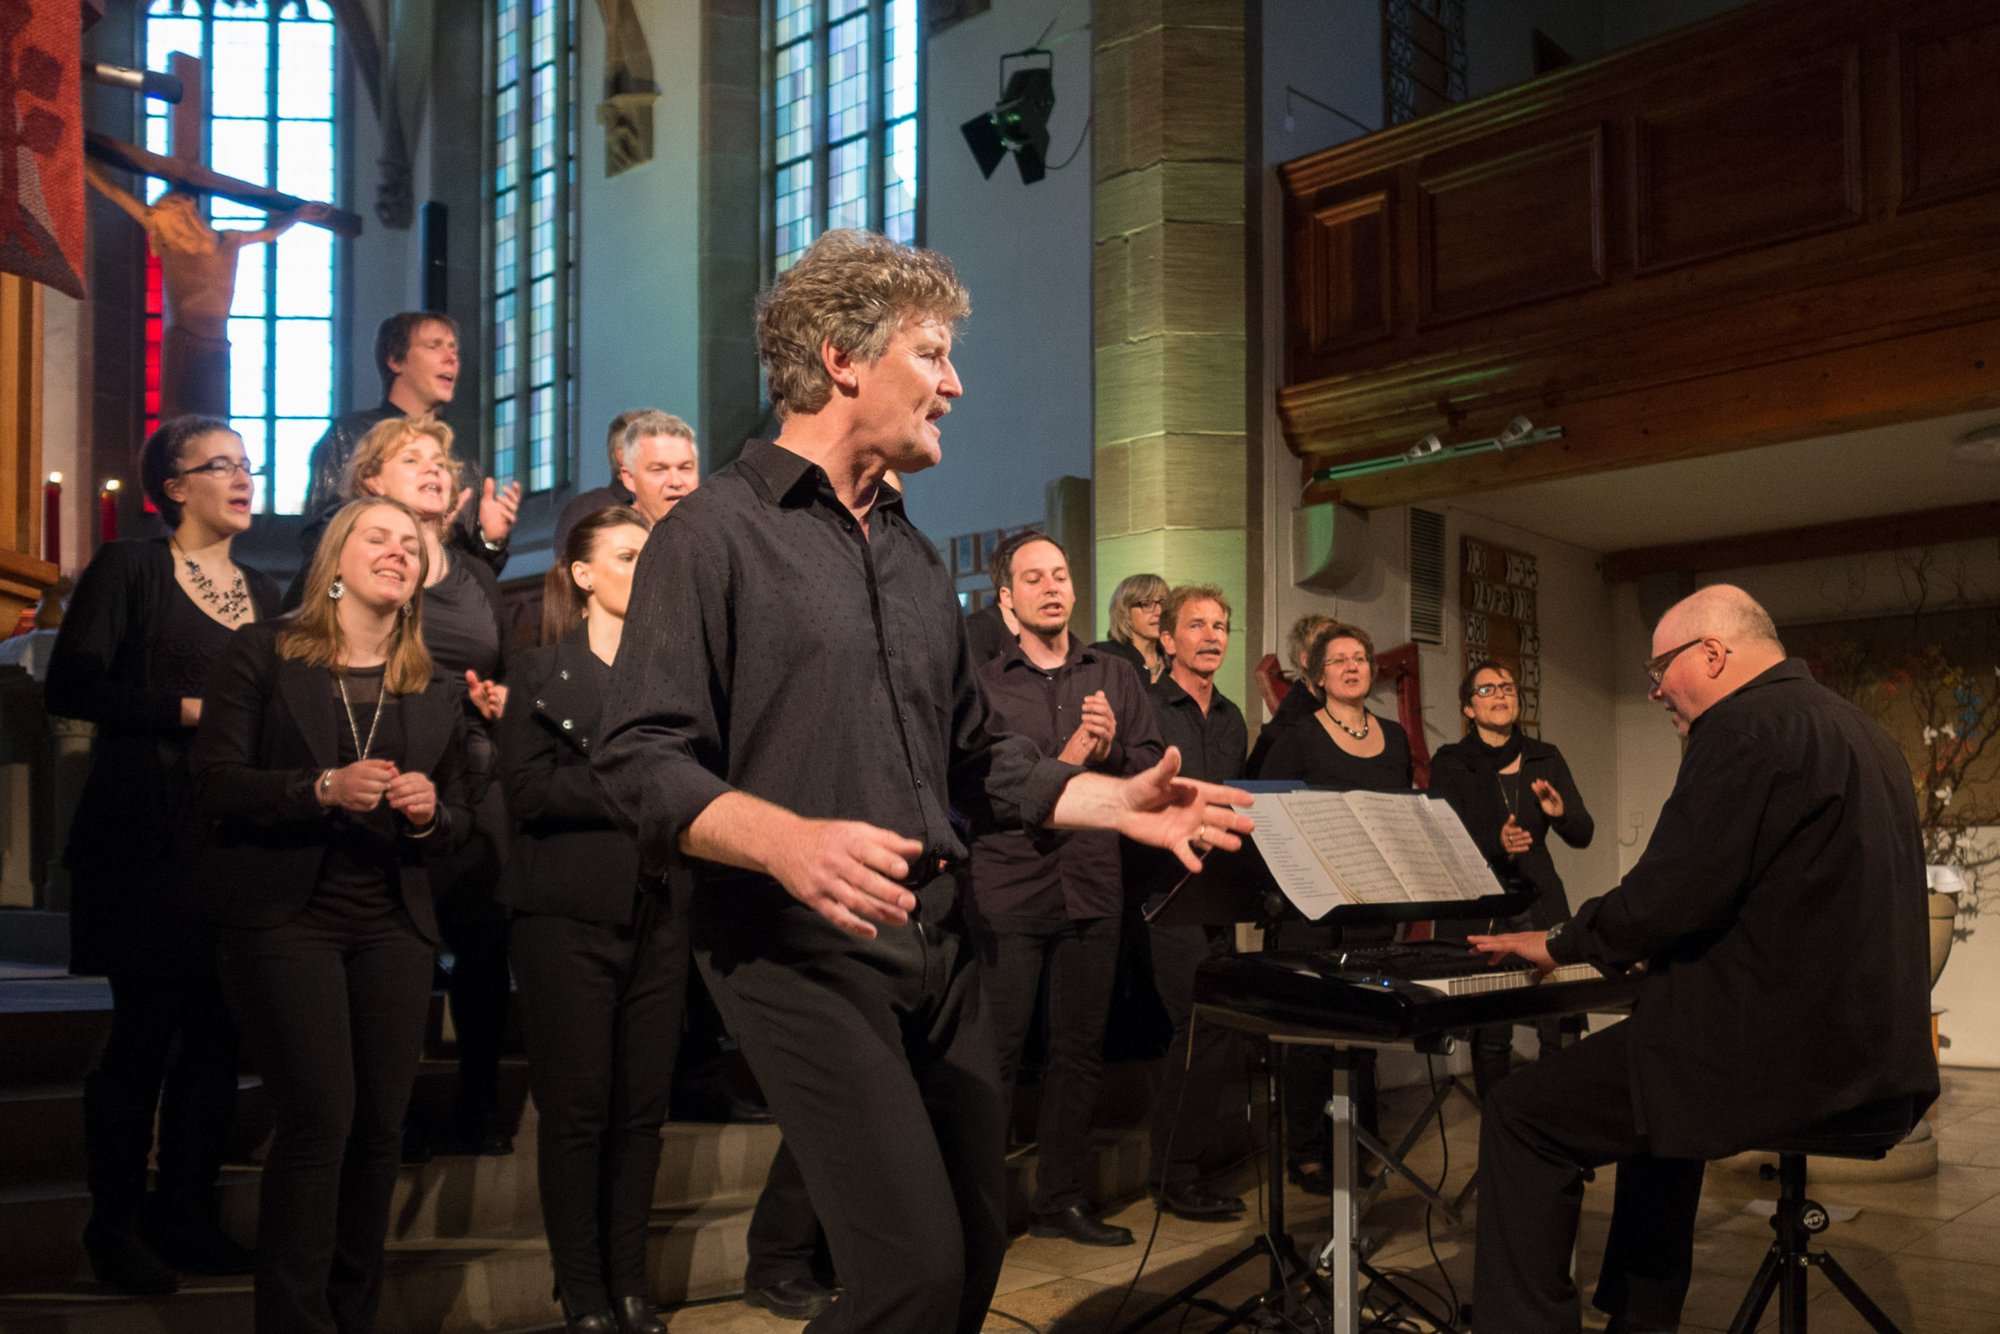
[1121,788,1532,1332]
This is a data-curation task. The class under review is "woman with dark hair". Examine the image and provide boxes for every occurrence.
[48,415,281,1293]
[1254,621,1411,1192]
[192,497,473,1334]
[1092,571,1169,683]
[499,506,677,1334]
[310,416,515,1157]
[1429,660,1593,1094]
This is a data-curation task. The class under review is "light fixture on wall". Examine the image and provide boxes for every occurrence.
[962,50,1056,185]
[1315,416,1565,485]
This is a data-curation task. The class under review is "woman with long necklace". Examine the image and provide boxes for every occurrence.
[1429,660,1593,1094]
[1255,622,1412,1193]
[499,506,677,1334]
[192,497,473,1333]
[49,416,281,1293]
[314,417,515,1157]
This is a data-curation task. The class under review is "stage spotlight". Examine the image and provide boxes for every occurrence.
[962,55,1056,185]
[1497,415,1535,446]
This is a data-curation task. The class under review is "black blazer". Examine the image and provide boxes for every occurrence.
[497,630,646,924]
[46,537,282,975]
[189,621,474,943]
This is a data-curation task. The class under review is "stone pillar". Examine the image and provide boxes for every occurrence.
[1092,0,1255,704]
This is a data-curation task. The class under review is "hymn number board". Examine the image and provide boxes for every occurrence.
[1461,537,1541,735]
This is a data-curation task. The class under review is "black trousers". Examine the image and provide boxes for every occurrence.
[1473,1021,1707,1332]
[221,906,436,1334]
[694,875,1005,1334]
[1146,921,1241,1191]
[512,889,688,1312]
[1471,1013,1585,1099]
[968,910,1121,1214]
[83,970,240,1226]
[434,884,511,1135]
[743,1141,832,1288]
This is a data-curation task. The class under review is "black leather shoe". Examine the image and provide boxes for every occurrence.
[562,1310,617,1334]
[1028,1203,1135,1247]
[81,1219,179,1295]
[613,1295,666,1334]
[1287,1162,1333,1196]
[1158,1182,1247,1219]
[744,1275,837,1320]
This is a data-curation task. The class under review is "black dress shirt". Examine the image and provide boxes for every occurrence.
[964,602,1015,667]
[968,639,1164,920]
[1547,659,1938,1158]
[1147,674,1248,786]
[595,439,1080,883]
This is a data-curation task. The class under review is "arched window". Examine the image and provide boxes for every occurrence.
[771,0,920,272]
[142,0,339,515]
[491,0,578,495]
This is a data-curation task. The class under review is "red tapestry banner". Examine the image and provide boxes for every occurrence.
[1,0,85,298]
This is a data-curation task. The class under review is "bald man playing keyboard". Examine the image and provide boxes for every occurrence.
[1466,584,1938,1333]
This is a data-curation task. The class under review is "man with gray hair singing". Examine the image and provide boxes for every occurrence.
[1468,584,1938,1333]
[595,229,1253,1333]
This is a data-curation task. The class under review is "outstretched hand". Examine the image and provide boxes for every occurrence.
[479,477,523,544]
[1114,747,1256,872]
[1531,778,1565,819]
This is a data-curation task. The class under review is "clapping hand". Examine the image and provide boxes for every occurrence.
[1501,814,1533,855]
[465,671,508,721]
[1532,778,1564,819]
[478,477,522,545]
[1058,691,1118,765]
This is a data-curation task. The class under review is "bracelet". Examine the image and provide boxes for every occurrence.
[318,769,334,801]
[405,816,438,839]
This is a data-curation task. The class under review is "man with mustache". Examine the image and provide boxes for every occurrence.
[1142,585,1254,1219]
[967,534,1164,1248]
[595,230,1253,1333]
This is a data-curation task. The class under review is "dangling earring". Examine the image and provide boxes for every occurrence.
[328,576,345,601]
[399,600,414,618]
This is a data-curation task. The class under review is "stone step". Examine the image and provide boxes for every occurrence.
[0,1078,269,1194]
[0,1197,758,1334]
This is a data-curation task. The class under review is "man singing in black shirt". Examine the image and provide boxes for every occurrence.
[594,229,1253,1334]
[1468,585,1939,1332]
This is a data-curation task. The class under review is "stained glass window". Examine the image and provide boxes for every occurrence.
[142,0,339,516]
[492,0,576,494]
[770,0,920,273]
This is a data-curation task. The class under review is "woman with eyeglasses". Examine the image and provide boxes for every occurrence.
[1253,621,1410,1193]
[48,416,281,1293]
[192,496,473,1334]
[1093,572,1169,683]
[1429,659,1593,1095]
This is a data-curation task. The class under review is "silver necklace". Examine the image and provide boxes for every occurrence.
[1322,705,1371,740]
[336,673,389,760]
[172,538,250,623]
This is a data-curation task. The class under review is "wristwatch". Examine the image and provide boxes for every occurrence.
[318,769,334,802]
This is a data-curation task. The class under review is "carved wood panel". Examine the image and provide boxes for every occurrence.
[1276,0,2000,505]
[1632,49,1863,272]
[1419,128,1606,323]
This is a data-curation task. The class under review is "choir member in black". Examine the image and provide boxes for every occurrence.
[1244,611,1334,777]
[192,497,474,1334]
[1255,622,1410,1192]
[594,228,1253,1334]
[332,417,515,1156]
[1091,571,1169,684]
[500,506,674,1334]
[299,312,520,570]
[1429,660,1593,1094]
[967,534,1164,1247]
[963,531,1038,667]
[1142,585,1252,1219]
[48,416,281,1293]
[1468,586,1938,1332]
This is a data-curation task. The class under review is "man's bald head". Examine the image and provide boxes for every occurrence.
[1648,584,1788,736]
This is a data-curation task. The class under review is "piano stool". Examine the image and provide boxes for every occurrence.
[1725,1100,1922,1334]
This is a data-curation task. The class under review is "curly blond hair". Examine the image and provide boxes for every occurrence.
[756,229,970,419]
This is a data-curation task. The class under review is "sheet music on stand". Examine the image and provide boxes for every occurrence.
[1252,789,1500,919]
[1143,783,1530,929]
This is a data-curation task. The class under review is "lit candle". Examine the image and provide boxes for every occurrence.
[100,479,121,544]
[44,473,61,567]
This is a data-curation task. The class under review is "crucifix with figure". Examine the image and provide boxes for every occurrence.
[83,53,360,421]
